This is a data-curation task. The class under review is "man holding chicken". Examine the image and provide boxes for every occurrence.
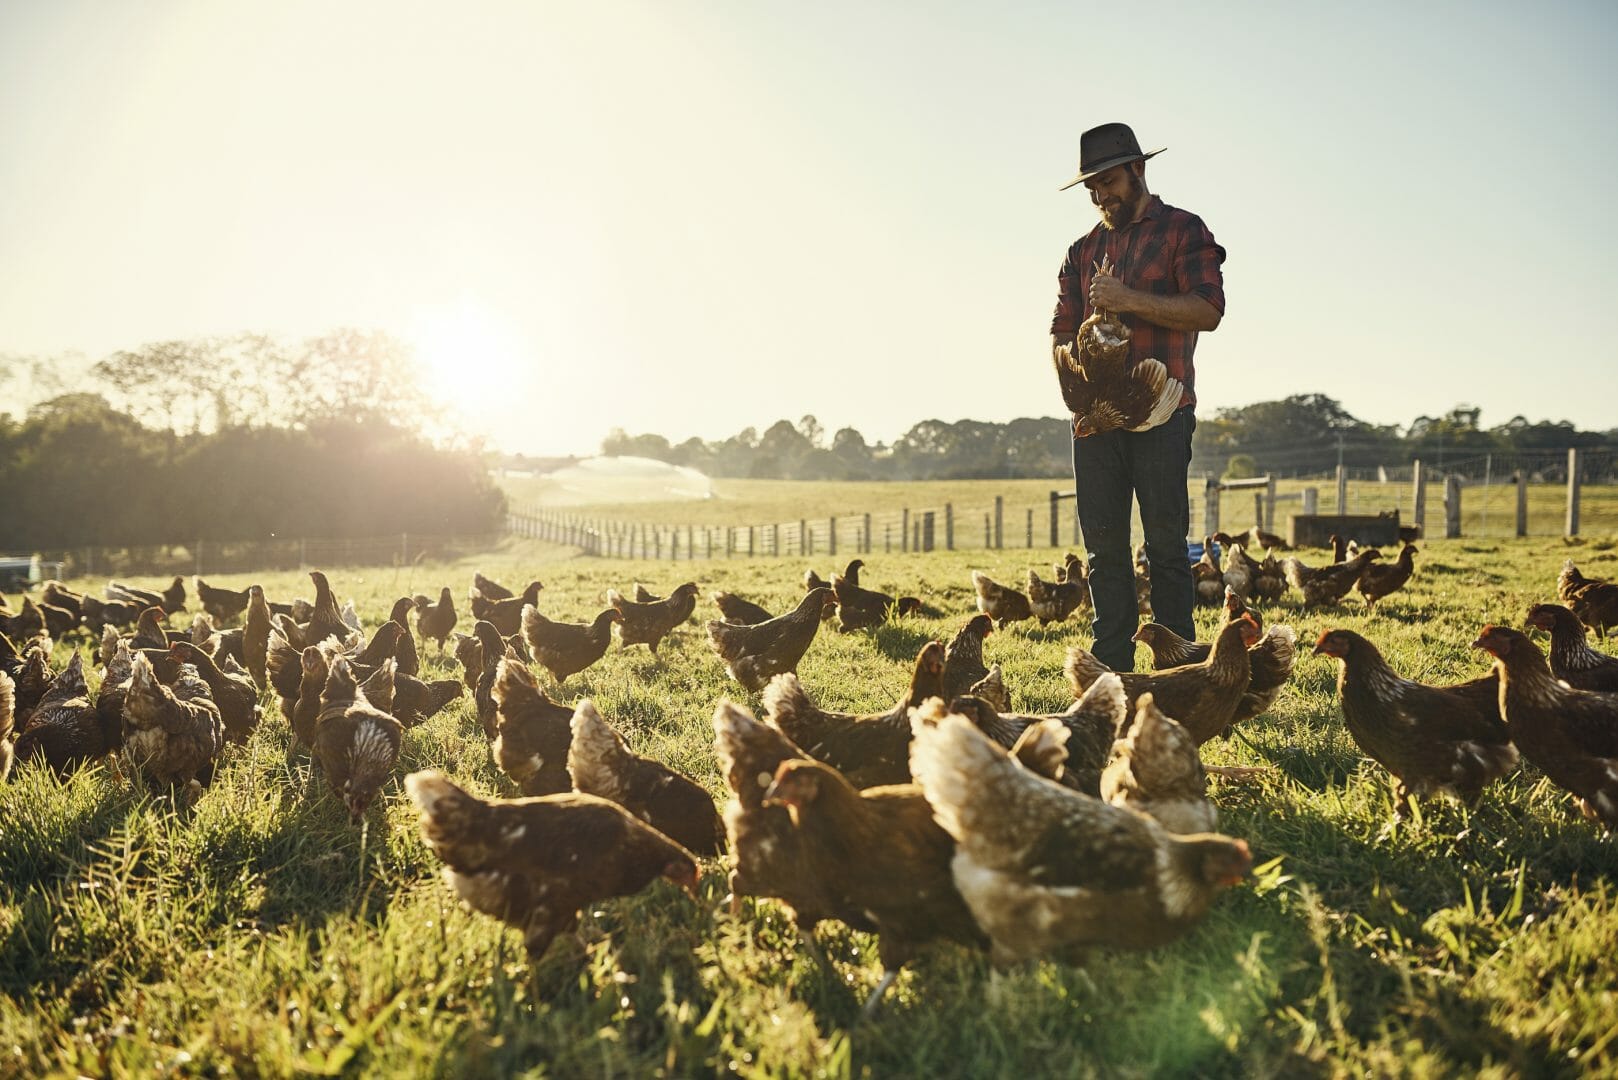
[1050,123,1226,672]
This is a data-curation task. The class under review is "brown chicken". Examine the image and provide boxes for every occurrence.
[909,704,1251,967]
[947,669,1127,796]
[1283,548,1383,607]
[313,655,403,820]
[1066,616,1259,745]
[1100,693,1217,834]
[1251,550,1288,603]
[941,614,995,701]
[1558,560,1618,638]
[1027,568,1088,624]
[491,655,576,796]
[472,572,514,601]
[568,699,724,855]
[966,664,1011,713]
[289,643,341,756]
[121,651,223,798]
[1136,603,1298,730]
[300,571,351,649]
[712,592,774,625]
[108,577,187,615]
[452,631,484,691]
[168,640,261,744]
[242,585,273,691]
[1526,603,1618,693]
[521,605,620,685]
[11,644,55,727]
[1193,538,1225,607]
[414,586,458,651]
[609,582,700,654]
[470,620,511,736]
[1313,629,1515,817]
[1219,540,1257,603]
[762,641,945,789]
[1236,525,1289,552]
[707,588,831,692]
[391,671,462,729]
[14,652,122,776]
[762,758,988,1016]
[472,580,544,637]
[712,699,873,944]
[971,571,1033,628]
[1357,544,1418,610]
[1474,625,1618,827]
[194,577,251,623]
[1053,254,1185,437]
[41,581,83,622]
[264,627,307,727]
[831,572,902,632]
[38,600,76,641]
[407,770,698,964]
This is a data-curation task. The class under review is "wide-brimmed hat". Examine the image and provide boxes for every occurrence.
[1058,123,1165,191]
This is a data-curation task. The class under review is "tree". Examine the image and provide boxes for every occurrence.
[797,414,825,449]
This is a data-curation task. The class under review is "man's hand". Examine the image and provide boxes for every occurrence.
[1088,272,1134,314]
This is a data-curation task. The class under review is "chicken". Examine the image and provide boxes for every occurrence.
[567,699,724,855]
[14,652,121,776]
[609,582,700,654]
[414,586,458,651]
[1027,568,1088,624]
[831,572,902,632]
[1313,629,1515,817]
[1526,603,1618,693]
[471,620,510,736]
[392,671,463,729]
[712,592,774,625]
[707,588,831,692]
[1066,616,1260,745]
[966,664,1012,714]
[1356,544,1418,610]
[313,655,403,820]
[712,700,870,938]
[194,577,251,624]
[168,640,261,745]
[406,770,699,964]
[242,585,273,691]
[908,703,1251,967]
[1283,548,1384,607]
[1054,551,1085,583]
[1474,625,1618,827]
[1193,537,1225,607]
[1328,534,1349,563]
[946,670,1126,795]
[472,572,514,601]
[761,641,945,789]
[301,571,351,650]
[289,643,339,755]
[452,631,484,691]
[1236,525,1289,552]
[358,659,397,715]
[941,614,995,702]
[11,644,55,727]
[520,605,621,685]
[1053,253,1184,437]
[471,580,544,637]
[1135,593,1297,731]
[109,577,187,615]
[0,670,12,780]
[1251,550,1288,603]
[121,651,223,797]
[971,571,1032,628]
[762,758,987,1016]
[1558,560,1618,639]
[385,597,422,677]
[0,597,45,642]
[42,580,84,623]
[1100,693,1216,834]
[38,600,76,641]
[490,655,576,796]
[0,628,24,682]
[264,628,306,727]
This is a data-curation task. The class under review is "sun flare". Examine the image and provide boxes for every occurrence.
[408,298,528,421]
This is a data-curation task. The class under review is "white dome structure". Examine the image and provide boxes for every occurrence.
[537,456,714,506]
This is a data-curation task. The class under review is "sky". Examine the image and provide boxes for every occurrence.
[2,0,1615,457]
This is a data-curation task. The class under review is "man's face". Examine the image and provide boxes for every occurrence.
[1085,164,1144,230]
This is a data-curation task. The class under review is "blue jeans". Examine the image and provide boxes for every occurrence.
[1071,406,1196,672]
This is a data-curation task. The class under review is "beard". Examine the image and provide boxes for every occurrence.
[1096,174,1145,230]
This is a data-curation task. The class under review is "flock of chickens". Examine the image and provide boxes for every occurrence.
[2,536,1617,1016]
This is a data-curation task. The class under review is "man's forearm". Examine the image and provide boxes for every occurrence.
[1116,289,1222,332]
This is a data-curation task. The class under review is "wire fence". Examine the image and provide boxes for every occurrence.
[26,533,504,580]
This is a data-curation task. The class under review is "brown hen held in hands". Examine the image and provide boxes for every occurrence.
[407,770,698,965]
[568,699,724,855]
[1314,629,1515,817]
[707,588,831,692]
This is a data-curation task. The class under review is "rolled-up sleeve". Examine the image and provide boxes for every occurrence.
[1049,244,1084,337]
[1175,217,1226,315]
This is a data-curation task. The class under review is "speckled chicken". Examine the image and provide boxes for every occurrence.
[1193,538,1225,607]
[491,655,576,796]
[941,614,996,703]
[167,640,260,744]
[1474,625,1618,828]
[1283,548,1384,607]
[1526,603,1618,693]
[1558,560,1618,639]
[712,592,774,625]
[1357,544,1418,610]
[14,653,119,776]
[242,585,272,691]
[971,571,1032,628]
[1027,568,1088,624]
[908,703,1251,968]
[609,582,700,654]
[707,588,831,692]
[406,770,698,964]
[1314,628,1515,818]
[831,570,904,632]
[121,651,223,798]
[471,580,544,637]
[946,670,1126,796]
[761,641,945,789]
[313,655,403,821]
[521,605,621,686]
[567,699,724,855]
[1100,693,1217,835]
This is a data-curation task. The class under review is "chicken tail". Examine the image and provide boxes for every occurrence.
[1008,718,1069,780]
[907,700,1010,842]
[1063,646,1115,696]
[404,769,488,845]
[567,699,629,787]
[760,673,823,744]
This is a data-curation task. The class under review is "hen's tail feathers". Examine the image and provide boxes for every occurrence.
[1064,647,1116,696]
[908,701,1009,841]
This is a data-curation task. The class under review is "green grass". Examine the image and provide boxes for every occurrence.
[5,533,1618,1077]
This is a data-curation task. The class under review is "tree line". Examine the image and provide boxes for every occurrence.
[0,331,504,551]
[597,396,1618,483]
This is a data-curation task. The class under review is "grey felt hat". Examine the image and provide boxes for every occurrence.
[1059,122,1165,190]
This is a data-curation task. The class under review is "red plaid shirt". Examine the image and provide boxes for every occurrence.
[1050,195,1226,409]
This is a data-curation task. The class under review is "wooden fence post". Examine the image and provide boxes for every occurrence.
[1203,476,1220,538]
[994,496,1004,550]
[1445,476,1463,539]
[1050,491,1060,547]
[923,511,935,552]
[1515,471,1528,537]
[863,512,872,554]
[1264,475,1277,530]
[829,516,837,557]
[983,512,991,547]
[1026,508,1034,548]
[1336,464,1348,517]
[799,519,808,557]
[945,503,954,550]
[902,509,910,553]
[1567,448,1581,537]
[1411,459,1425,537]
[1303,487,1319,515]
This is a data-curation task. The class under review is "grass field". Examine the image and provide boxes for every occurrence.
[5,530,1618,1077]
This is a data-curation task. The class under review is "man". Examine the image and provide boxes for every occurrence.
[1050,123,1225,672]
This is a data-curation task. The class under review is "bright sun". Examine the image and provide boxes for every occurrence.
[408,298,527,423]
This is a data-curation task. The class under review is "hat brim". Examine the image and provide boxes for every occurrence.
[1058,147,1165,191]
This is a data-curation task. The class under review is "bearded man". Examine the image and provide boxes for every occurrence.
[1050,123,1226,672]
